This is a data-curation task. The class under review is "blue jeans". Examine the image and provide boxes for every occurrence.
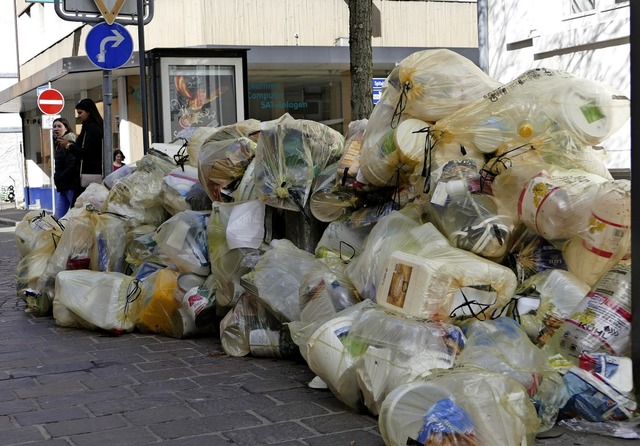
[55,189,76,218]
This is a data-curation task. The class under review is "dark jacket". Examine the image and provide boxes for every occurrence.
[53,133,80,192]
[69,121,103,175]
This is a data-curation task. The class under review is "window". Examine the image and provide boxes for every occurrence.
[570,0,595,13]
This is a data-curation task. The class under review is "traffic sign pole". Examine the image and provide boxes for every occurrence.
[36,87,65,214]
[85,22,134,178]
[103,70,113,177]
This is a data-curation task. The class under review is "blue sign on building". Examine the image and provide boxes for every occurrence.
[372,78,386,89]
[372,77,386,104]
[85,22,134,70]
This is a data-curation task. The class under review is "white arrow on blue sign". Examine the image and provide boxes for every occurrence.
[85,22,134,70]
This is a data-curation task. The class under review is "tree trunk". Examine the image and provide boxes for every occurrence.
[348,0,373,121]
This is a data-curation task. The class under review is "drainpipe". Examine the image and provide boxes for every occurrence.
[630,0,639,406]
[477,0,489,74]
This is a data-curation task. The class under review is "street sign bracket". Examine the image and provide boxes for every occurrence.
[54,0,154,25]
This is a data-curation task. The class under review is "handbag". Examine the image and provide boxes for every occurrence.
[78,133,103,187]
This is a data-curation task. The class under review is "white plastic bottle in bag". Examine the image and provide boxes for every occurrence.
[544,262,631,363]
[562,180,631,286]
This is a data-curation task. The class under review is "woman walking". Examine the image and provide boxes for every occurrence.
[52,117,79,218]
[57,98,104,190]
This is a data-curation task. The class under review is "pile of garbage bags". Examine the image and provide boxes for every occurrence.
[14,48,635,444]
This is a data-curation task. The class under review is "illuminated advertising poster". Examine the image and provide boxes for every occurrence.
[160,57,245,141]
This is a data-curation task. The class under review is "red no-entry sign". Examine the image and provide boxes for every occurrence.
[37,89,65,115]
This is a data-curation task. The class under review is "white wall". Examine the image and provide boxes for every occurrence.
[487,0,631,169]
[0,1,24,205]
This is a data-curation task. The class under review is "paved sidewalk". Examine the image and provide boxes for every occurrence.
[0,211,636,445]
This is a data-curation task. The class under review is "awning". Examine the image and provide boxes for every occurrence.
[0,46,479,114]
[0,52,141,113]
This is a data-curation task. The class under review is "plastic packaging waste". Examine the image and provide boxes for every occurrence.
[220,291,298,358]
[563,180,631,286]
[375,244,518,322]
[516,269,590,346]
[378,366,540,446]
[54,270,144,333]
[349,307,464,415]
[253,239,317,322]
[545,262,631,363]
[457,318,568,431]
[559,366,636,422]
[517,169,607,241]
[298,258,361,323]
[431,68,630,155]
[154,210,210,276]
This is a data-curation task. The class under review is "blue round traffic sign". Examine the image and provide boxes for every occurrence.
[85,22,134,70]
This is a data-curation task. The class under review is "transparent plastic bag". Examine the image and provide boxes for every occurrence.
[197,137,256,202]
[516,168,608,242]
[358,117,428,187]
[482,128,613,186]
[160,165,200,215]
[287,300,378,409]
[298,258,361,323]
[187,119,261,168]
[154,210,210,276]
[309,163,360,222]
[54,270,144,333]
[349,307,465,415]
[379,366,540,446]
[431,68,630,155]
[206,204,261,307]
[254,119,344,212]
[375,244,518,323]
[562,180,631,286]
[14,211,64,259]
[426,159,515,262]
[15,243,56,316]
[545,262,632,362]
[345,204,426,301]
[220,291,298,358]
[253,239,317,322]
[559,366,636,422]
[136,268,181,337]
[383,48,501,124]
[507,229,568,284]
[315,220,372,262]
[336,119,367,188]
[73,182,110,211]
[36,209,97,306]
[558,418,640,440]
[104,152,175,226]
[516,269,590,347]
[457,318,568,432]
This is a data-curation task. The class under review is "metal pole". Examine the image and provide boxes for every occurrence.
[137,0,150,154]
[477,0,489,74]
[49,129,55,213]
[103,69,113,177]
[630,0,639,405]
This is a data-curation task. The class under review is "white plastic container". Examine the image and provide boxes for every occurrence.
[563,180,631,286]
[306,315,360,407]
[376,250,516,321]
[356,346,451,416]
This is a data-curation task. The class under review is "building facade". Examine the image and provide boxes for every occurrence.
[0,0,480,210]
[485,0,630,169]
[0,0,630,210]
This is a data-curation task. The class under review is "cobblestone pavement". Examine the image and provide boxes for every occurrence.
[0,216,637,445]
